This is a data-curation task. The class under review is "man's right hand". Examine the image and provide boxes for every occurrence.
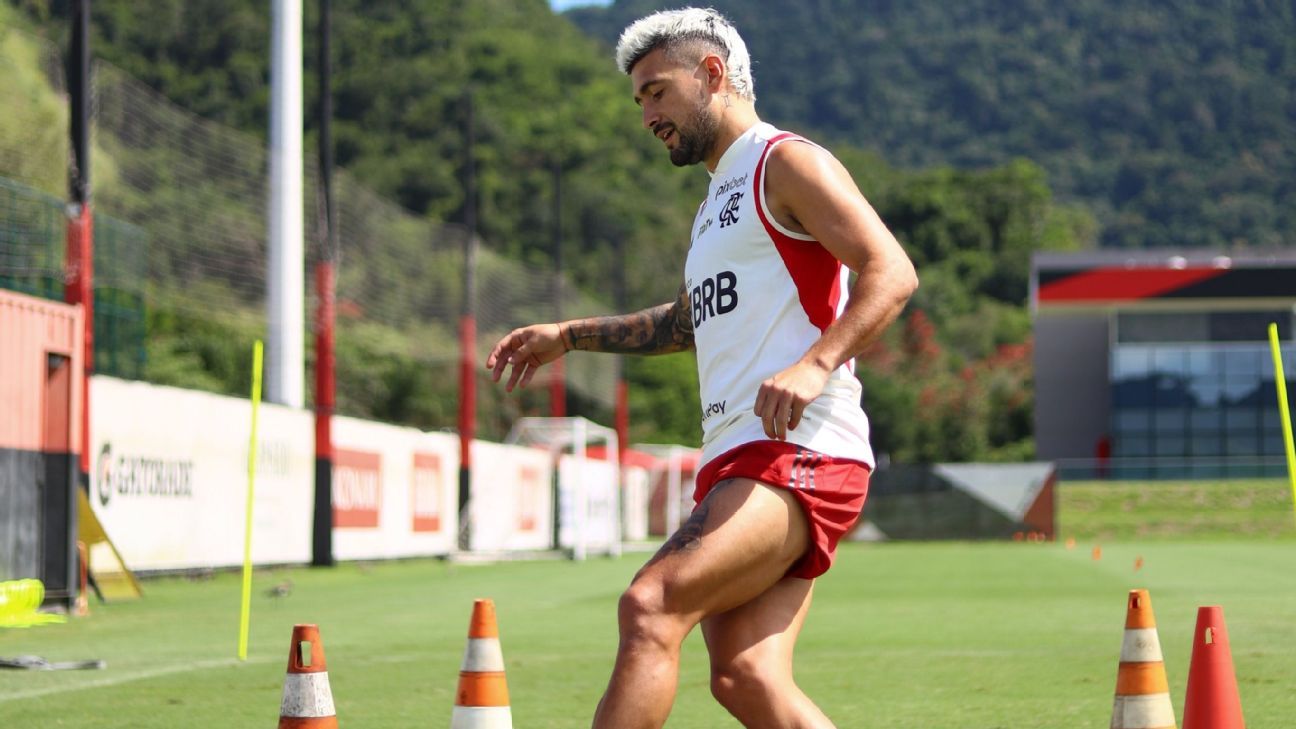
[486,323,569,392]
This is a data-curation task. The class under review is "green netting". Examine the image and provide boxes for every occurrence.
[0,177,147,379]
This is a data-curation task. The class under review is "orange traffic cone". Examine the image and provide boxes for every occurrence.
[278,624,339,728]
[452,599,513,729]
[1182,606,1245,729]
[1111,589,1177,729]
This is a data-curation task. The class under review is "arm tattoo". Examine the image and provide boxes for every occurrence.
[564,282,694,355]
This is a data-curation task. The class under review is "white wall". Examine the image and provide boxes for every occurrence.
[90,377,653,571]
[90,377,314,570]
[468,441,554,552]
[331,416,460,560]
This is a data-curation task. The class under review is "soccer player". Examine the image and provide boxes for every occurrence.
[485,8,917,728]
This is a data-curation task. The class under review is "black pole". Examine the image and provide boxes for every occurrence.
[311,0,336,568]
[548,155,567,417]
[319,0,335,249]
[70,0,90,206]
[59,0,92,610]
[553,157,563,319]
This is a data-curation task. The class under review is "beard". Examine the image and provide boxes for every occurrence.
[664,102,720,168]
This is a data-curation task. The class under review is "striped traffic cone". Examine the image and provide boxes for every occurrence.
[1182,606,1245,729]
[1111,589,1177,729]
[451,599,513,729]
[278,624,339,728]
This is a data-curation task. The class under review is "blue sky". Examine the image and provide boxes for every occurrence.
[550,0,614,11]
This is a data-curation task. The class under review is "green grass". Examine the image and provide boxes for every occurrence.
[3,538,1295,727]
[1060,478,1296,541]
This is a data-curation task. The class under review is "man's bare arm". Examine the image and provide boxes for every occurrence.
[486,283,693,392]
[562,283,694,355]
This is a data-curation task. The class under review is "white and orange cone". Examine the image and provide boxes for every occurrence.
[451,599,513,729]
[278,624,339,728]
[1111,589,1177,729]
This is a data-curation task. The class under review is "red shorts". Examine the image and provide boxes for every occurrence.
[693,440,871,580]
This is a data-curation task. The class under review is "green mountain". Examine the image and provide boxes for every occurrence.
[569,0,1296,250]
[6,0,1092,459]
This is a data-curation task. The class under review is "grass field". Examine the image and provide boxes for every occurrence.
[3,480,1295,727]
[1059,478,1296,542]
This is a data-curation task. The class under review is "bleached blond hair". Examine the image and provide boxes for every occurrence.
[615,7,755,101]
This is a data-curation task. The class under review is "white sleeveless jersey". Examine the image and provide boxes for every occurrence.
[686,122,875,469]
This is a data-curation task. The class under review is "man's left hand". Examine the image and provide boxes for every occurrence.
[754,360,831,441]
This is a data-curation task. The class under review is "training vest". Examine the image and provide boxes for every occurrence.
[685,121,875,469]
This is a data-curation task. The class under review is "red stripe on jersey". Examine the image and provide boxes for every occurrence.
[753,134,843,334]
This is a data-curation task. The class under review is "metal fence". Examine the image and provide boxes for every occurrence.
[1,25,617,437]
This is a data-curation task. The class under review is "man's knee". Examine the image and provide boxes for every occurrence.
[617,576,687,650]
[710,656,776,715]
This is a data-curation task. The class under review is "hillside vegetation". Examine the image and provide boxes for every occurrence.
[6,0,1098,458]
[571,0,1296,251]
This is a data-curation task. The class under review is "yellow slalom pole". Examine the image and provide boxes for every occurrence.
[1269,324,1296,530]
[238,340,264,661]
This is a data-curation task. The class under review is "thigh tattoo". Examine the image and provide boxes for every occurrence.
[654,479,732,558]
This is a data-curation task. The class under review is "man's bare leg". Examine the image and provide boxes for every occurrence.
[704,577,835,728]
[590,478,811,729]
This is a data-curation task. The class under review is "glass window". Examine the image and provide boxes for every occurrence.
[1223,349,1261,377]
[1260,350,1296,378]
[1221,378,1262,406]
[1210,311,1291,342]
[1186,348,1222,377]
[1262,435,1287,455]
[1118,313,1208,343]
[1225,408,1258,431]
[1114,409,1152,432]
[1225,433,1258,455]
[1153,348,1188,376]
[1154,437,1187,456]
[1153,375,1194,406]
[1190,435,1223,456]
[1115,436,1151,456]
[1261,351,1296,379]
[1189,408,1223,431]
[1112,347,1153,378]
[1113,378,1156,408]
[1187,381,1224,407]
[1154,408,1188,434]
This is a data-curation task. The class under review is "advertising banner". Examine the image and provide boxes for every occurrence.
[557,455,620,557]
[621,465,650,542]
[89,377,314,570]
[89,378,669,570]
[331,417,459,560]
[468,442,554,552]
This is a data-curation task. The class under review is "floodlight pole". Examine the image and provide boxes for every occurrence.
[267,0,305,408]
[62,0,93,610]
[311,0,336,567]
[457,90,478,551]
[614,235,629,463]
[549,156,566,417]
[66,0,93,490]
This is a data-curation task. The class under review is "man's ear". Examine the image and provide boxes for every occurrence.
[701,54,726,93]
